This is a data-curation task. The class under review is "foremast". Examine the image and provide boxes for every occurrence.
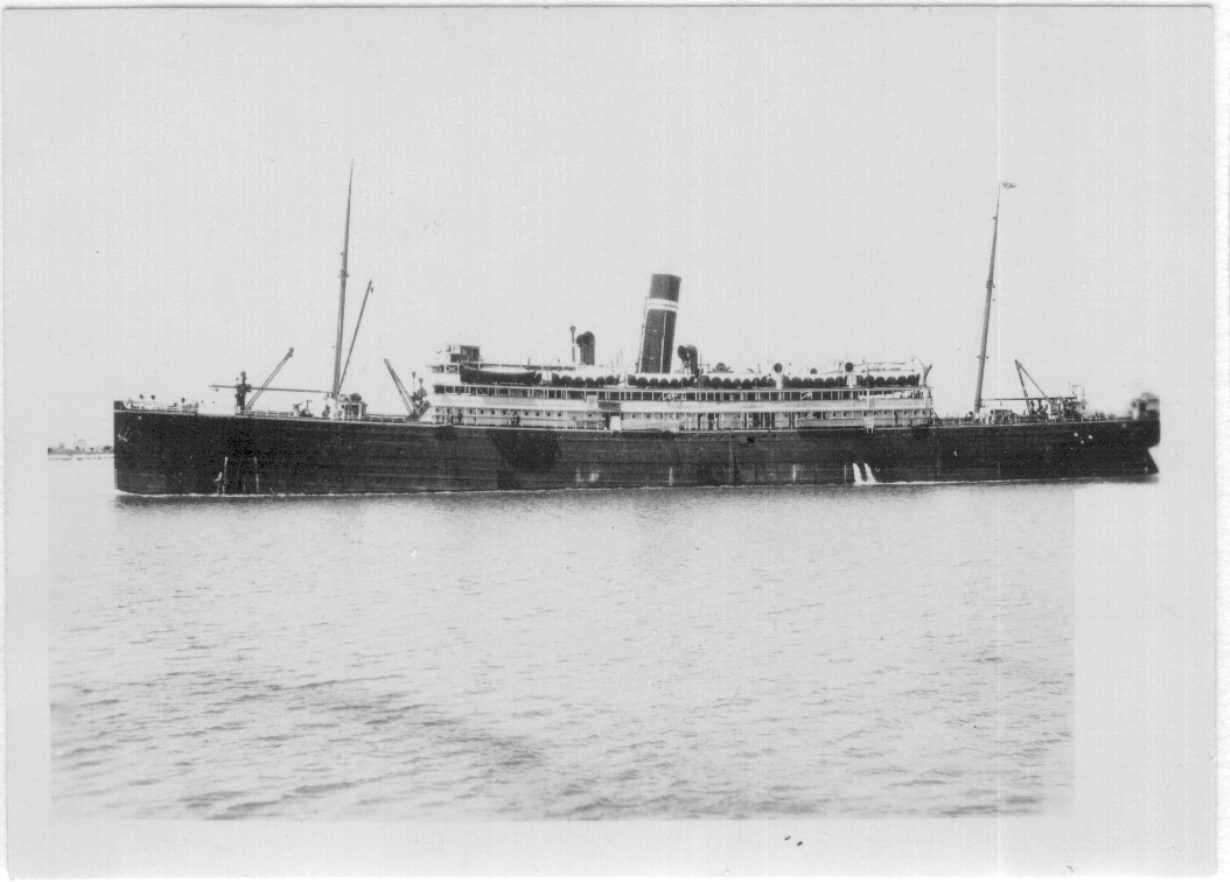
[330,165,354,412]
[974,182,1014,415]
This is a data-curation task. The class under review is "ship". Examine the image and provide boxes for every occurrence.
[113,181,1159,495]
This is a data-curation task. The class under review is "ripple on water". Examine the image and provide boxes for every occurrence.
[51,461,1077,820]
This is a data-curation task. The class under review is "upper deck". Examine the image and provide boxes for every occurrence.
[426,357,936,432]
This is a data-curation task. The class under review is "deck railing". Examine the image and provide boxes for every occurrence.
[116,402,415,423]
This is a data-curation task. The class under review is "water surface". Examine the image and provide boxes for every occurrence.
[51,457,1083,819]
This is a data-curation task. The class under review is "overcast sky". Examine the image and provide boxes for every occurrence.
[4,6,1213,445]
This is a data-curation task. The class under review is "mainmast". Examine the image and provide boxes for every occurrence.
[330,165,354,405]
[974,182,1014,414]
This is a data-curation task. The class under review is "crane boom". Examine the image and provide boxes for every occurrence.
[245,348,295,411]
[209,384,328,394]
[1012,359,1057,417]
[1014,359,1049,399]
[339,279,373,391]
[1014,359,1031,401]
[384,358,417,416]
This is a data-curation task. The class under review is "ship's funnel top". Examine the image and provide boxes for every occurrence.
[637,274,681,374]
[576,331,596,366]
[648,273,681,304]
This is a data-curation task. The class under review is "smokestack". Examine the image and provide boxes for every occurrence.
[576,331,596,366]
[637,274,681,374]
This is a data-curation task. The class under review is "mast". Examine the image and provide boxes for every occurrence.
[974,182,1014,414]
[330,165,354,404]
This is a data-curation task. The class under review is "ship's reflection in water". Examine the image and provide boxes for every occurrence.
[55,458,1075,819]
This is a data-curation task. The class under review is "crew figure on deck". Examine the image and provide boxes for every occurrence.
[234,371,252,414]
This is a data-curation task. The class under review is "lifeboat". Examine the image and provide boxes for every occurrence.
[459,365,539,386]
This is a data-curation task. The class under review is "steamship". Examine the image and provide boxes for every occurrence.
[113,185,1160,495]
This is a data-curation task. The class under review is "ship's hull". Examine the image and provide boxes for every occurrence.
[113,406,1159,495]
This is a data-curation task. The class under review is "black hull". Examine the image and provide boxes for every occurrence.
[113,406,1159,495]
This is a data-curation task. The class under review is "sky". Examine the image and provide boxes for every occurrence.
[3,6,1214,445]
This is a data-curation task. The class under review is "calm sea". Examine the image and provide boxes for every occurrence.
[50,456,1096,820]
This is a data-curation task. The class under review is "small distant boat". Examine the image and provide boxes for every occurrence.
[113,180,1158,495]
